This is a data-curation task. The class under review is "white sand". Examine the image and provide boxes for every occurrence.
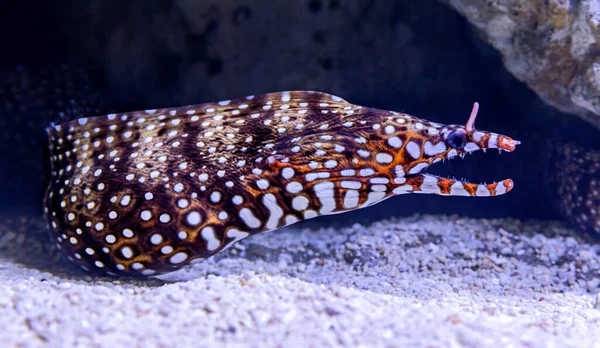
[1,214,599,347]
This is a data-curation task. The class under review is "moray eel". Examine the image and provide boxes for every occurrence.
[44,91,520,276]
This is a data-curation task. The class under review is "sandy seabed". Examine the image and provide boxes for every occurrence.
[0,214,599,347]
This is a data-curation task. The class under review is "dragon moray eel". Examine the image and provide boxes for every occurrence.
[44,91,520,276]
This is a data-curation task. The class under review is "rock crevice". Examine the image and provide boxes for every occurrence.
[443,0,600,127]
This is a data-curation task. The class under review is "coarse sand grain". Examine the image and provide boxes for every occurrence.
[0,214,599,347]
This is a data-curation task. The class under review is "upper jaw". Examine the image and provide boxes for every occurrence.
[444,134,521,160]
[496,135,520,151]
[467,132,521,153]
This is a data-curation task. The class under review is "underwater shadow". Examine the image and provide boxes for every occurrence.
[0,213,168,287]
[2,213,598,296]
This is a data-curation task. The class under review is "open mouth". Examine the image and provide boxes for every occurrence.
[397,102,521,197]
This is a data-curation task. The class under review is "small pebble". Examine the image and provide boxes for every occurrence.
[0,214,598,346]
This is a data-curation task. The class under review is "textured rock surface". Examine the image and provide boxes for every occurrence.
[1,215,599,346]
[442,0,600,128]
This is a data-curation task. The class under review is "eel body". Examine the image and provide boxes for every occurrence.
[44,91,520,276]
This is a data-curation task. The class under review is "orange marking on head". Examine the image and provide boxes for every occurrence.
[437,178,453,195]
[503,179,514,193]
[486,182,498,196]
[497,136,521,152]
[463,183,478,196]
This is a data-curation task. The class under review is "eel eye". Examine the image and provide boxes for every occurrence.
[446,130,467,150]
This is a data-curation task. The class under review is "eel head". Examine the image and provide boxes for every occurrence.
[350,102,521,197]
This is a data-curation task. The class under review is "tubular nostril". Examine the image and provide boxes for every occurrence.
[498,137,521,151]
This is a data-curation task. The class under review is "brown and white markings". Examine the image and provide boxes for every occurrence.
[44,91,520,276]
